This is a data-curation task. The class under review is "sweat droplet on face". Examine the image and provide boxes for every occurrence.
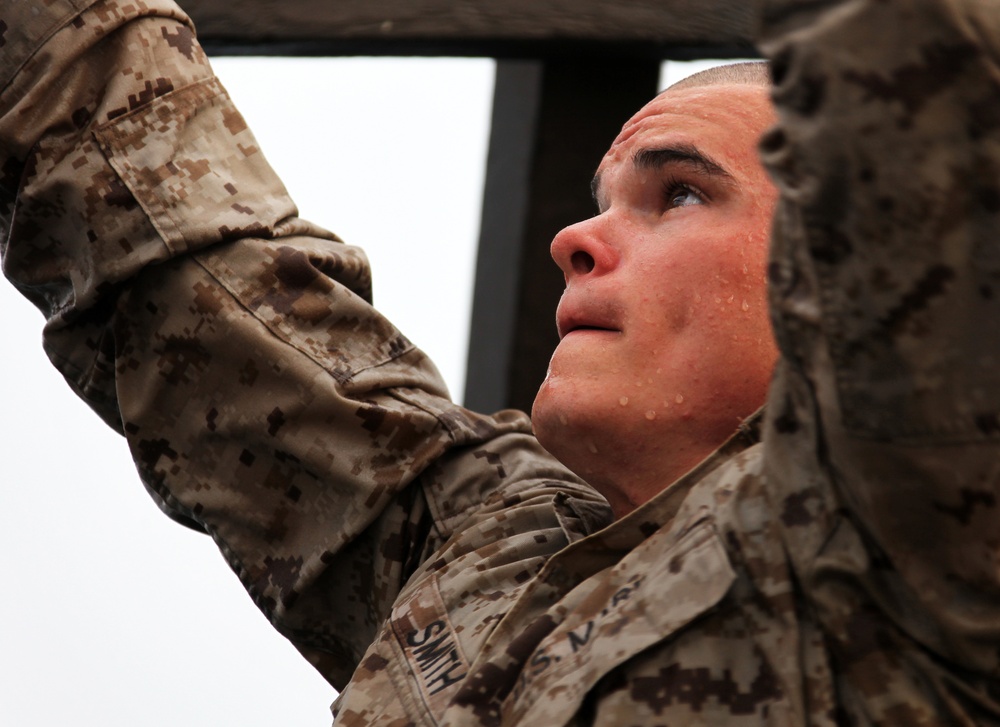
[645,410,657,421]
[675,394,684,404]
[559,414,568,425]
[619,396,629,407]
[741,300,750,311]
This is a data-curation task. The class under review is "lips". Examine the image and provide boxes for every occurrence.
[556,296,623,339]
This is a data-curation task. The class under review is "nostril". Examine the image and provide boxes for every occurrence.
[571,251,595,275]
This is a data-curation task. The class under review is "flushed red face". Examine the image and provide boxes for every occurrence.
[531,84,779,518]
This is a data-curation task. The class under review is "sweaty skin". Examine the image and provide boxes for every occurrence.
[532,85,779,518]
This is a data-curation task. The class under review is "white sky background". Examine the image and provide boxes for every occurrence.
[0,57,740,726]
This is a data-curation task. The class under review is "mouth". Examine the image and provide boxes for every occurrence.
[561,324,618,337]
[556,294,624,340]
[557,312,622,340]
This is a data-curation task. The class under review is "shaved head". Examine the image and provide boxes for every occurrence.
[667,60,771,92]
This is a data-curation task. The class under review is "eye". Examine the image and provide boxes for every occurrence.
[662,179,704,210]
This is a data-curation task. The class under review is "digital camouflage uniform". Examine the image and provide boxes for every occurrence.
[3,0,1000,724]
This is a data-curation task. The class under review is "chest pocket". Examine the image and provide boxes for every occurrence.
[502,520,736,726]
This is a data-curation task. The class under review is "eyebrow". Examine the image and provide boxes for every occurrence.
[591,143,736,207]
[634,144,733,178]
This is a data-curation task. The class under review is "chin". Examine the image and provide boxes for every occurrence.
[532,387,634,518]
[530,378,560,447]
[532,377,602,472]
[531,374,571,437]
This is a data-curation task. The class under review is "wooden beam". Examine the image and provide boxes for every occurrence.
[186,0,757,57]
[464,56,661,413]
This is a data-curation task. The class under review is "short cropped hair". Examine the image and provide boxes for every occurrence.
[667,61,771,92]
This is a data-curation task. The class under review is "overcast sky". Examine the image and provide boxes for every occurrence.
[1,57,735,726]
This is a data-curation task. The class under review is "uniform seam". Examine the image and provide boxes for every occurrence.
[384,387,468,441]
[192,253,433,406]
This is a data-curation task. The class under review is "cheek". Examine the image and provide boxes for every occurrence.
[658,242,748,323]
[716,240,773,344]
[649,225,773,353]
[713,221,772,297]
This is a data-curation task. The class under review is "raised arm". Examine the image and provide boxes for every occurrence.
[760,0,1000,695]
[0,0,608,691]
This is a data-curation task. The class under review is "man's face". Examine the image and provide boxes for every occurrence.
[532,84,779,517]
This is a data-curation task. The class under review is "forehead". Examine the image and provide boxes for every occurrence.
[599,85,774,178]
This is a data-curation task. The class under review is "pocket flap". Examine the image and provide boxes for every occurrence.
[506,520,735,725]
[93,77,295,255]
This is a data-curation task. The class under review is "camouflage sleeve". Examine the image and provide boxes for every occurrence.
[759,0,1000,674]
[0,0,607,689]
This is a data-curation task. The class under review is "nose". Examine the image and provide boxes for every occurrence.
[549,216,620,283]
